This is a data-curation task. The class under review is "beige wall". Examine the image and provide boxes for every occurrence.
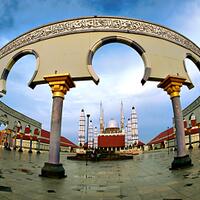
[1,17,200,95]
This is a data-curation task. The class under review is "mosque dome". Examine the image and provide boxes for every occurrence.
[107,119,119,128]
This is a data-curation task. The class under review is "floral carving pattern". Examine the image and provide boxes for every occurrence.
[0,17,200,58]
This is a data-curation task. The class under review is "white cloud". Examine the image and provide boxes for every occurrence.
[1,1,200,144]
[174,1,200,45]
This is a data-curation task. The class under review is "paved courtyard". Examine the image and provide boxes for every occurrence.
[0,147,200,200]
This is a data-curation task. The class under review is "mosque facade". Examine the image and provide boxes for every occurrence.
[78,102,140,151]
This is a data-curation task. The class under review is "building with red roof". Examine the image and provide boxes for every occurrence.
[98,119,125,151]
[0,128,78,152]
[147,96,200,151]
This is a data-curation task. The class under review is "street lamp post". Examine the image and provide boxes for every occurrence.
[86,114,90,166]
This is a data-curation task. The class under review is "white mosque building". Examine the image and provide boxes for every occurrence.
[78,102,140,151]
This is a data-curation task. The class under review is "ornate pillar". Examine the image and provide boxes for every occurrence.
[41,73,75,178]
[158,75,192,169]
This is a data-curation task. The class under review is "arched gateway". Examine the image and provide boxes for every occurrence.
[0,16,200,177]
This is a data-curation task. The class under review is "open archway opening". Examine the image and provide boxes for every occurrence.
[5,54,51,130]
[87,36,150,85]
[0,53,49,122]
[72,41,173,144]
[181,56,200,108]
[4,54,37,96]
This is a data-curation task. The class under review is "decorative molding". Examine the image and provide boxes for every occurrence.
[0,101,41,128]
[43,73,75,98]
[0,16,200,59]
[157,75,186,98]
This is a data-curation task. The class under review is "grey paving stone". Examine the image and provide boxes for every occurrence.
[1,147,200,200]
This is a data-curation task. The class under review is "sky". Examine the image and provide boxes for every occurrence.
[0,0,200,144]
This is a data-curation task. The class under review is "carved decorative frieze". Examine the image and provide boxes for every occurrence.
[0,17,200,58]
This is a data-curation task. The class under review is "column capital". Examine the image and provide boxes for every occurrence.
[44,73,75,98]
[158,75,186,98]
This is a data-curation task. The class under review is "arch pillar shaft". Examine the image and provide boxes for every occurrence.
[158,75,192,169]
[41,73,75,178]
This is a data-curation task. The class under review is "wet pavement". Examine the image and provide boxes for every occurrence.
[0,147,200,200]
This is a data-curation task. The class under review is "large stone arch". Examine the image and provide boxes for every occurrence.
[0,16,200,96]
[87,35,150,84]
[0,49,39,94]
[184,53,200,75]
[1,16,199,175]
[185,53,200,68]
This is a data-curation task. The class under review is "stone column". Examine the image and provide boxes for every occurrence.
[28,136,33,153]
[7,131,12,151]
[13,135,17,150]
[188,128,193,149]
[37,138,41,154]
[18,134,23,152]
[41,73,75,178]
[158,75,192,169]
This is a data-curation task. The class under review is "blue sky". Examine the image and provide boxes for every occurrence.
[0,0,200,144]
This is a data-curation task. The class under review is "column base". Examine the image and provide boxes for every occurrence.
[13,147,17,151]
[198,143,200,148]
[40,162,66,178]
[174,147,177,151]
[170,155,193,170]
[18,148,23,152]
[5,147,11,151]
[28,150,33,153]
[188,145,193,150]
[37,151,41,154]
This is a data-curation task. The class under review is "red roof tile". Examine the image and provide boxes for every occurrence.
[147,127,175,145]
[41,129,50,138]
[137,140,145,146]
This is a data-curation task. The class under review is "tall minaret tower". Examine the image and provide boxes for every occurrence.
[100,102,104,134]
[127,118,132,147]
[131,106,139,145]
[94,126,98,149]
[125,125,128,148]
[78,109,85,147]
[120,101,125,131]
[88,120,94,148]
